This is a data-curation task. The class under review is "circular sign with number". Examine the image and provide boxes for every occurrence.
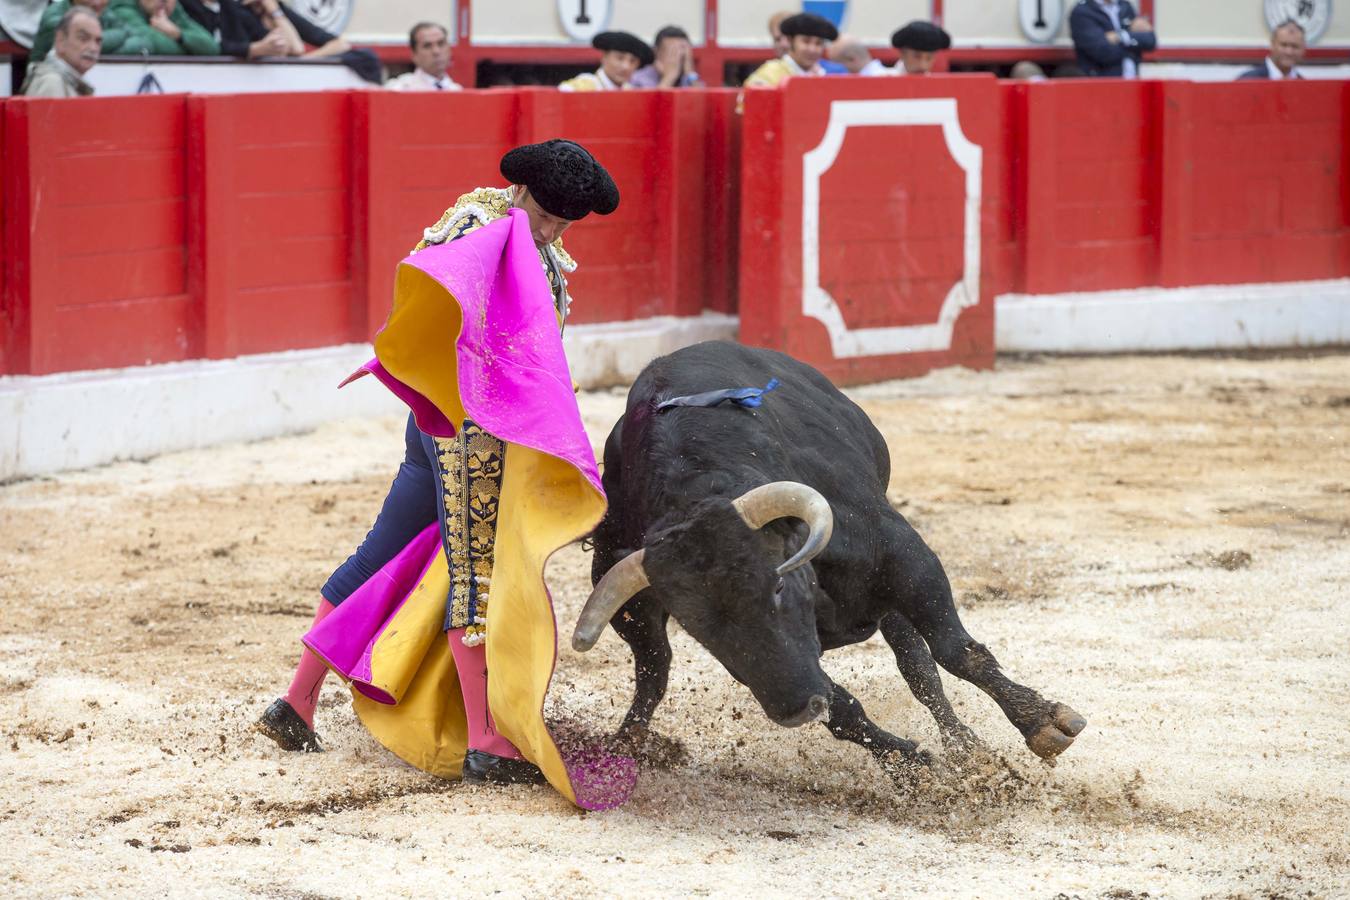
[1264,0,1332,43]
[292,0,354,34]
[557,0,613,42]
[1019,0,1066,44]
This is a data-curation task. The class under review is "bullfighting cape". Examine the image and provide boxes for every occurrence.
[304,209,635,810]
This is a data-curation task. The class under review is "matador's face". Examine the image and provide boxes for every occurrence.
[511,186,575,246]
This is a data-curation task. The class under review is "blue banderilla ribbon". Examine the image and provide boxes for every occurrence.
[656,378,780,412]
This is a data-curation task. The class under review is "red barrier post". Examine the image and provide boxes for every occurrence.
[701,89,742,314]
[738,76,998,385]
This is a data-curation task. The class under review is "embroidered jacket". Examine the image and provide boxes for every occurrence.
[415,186,577,325]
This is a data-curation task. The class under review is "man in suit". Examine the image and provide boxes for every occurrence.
[1238,20,1306,80]
[1069,0,1157,78]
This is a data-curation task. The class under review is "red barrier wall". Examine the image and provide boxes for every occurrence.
[3,96,192,375]
[2,82,1347,379]
[1161,80,1350,287]
[1018,80,1163,294]
[189,92,358,359]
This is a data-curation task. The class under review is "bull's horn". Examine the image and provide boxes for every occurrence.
[572,549,649,652]
[730,481,834,575]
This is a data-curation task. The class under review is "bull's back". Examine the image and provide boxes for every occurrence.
[622,342,891,495]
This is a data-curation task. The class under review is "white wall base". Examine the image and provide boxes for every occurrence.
[996,280,1350,354]
[0,313,738,480]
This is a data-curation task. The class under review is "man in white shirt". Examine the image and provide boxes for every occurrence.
[827,33,891,76]
[889,20,952,76]
[386,21,461,91]
[1238,20,1306,80]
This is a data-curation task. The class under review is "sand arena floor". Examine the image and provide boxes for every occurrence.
[2,353,1348,898]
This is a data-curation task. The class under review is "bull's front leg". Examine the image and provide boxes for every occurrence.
[608,595,676,756]
[822,678,932,778]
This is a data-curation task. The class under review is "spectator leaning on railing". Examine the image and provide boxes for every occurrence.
[1238,19,1306,80]
[558,30,652,91]
[102,0,219,55]
[629,25,702,88]
[891,21,951,75]
[178,0,294,59]
[1069,0,1156,78]
[386,21,460,91]
[22,5,100,96]
[827,33,888,76]
[743,12,836,88]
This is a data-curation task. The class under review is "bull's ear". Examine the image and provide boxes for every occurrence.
[573,549,650,652]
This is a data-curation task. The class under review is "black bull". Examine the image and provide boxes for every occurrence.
[576,341,1085,771]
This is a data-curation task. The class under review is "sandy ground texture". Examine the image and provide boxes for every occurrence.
[2,353,1349,899]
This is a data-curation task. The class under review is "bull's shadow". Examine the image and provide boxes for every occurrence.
[574,341,1086,784]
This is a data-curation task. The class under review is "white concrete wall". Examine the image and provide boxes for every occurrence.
[0,313,736,481]
[996,280,1350,354]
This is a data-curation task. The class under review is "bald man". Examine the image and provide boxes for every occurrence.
[827,33,890,76]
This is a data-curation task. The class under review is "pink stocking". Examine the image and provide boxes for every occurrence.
[447,628,522,759]
[283,597,336,728]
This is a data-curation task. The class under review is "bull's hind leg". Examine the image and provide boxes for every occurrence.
[878,612,980,753]
[881,527,1087,760]
[821,678,931,775]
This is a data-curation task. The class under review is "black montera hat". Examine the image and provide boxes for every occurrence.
[891,21,952,52]
[592,30,655,67]
[779,13,839,42]
[499,140,620,221]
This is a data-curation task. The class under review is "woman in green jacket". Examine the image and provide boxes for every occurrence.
[102,0,219,55]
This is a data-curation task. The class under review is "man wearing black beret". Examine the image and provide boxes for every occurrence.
[258,140,619,789]
[560,30,654,91]
[743,11,837,89]
[890,20,951,76]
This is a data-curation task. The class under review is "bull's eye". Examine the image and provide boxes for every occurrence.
[774,577,786,595]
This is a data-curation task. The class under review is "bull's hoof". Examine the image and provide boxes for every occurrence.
[610,727,688,768]
[1026,703,1087,760]
[877,745,933,783]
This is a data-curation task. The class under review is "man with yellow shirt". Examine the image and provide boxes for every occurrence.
[559,30,654,91]
[743,12,837,89]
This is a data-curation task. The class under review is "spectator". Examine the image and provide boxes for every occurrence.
[178,0,294,59]
[1238,20,1306,80]
[890,21,951,75]
[102,0,219,55]
[767,10,791,56]
[29,0,126,69]
[559,30,652,91]
[181,0,381,82]
[1010,60,1047,80]
[743,12,836,88]
[21,6,99,96]
[827,33,889,75]
[1069,0,1156,78]
[630,25,702,88]
[386,21,460,90]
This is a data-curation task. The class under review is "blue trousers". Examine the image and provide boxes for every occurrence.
[321,414,441,605]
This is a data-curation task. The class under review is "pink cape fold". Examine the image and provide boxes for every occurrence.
[307,210,634,809]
